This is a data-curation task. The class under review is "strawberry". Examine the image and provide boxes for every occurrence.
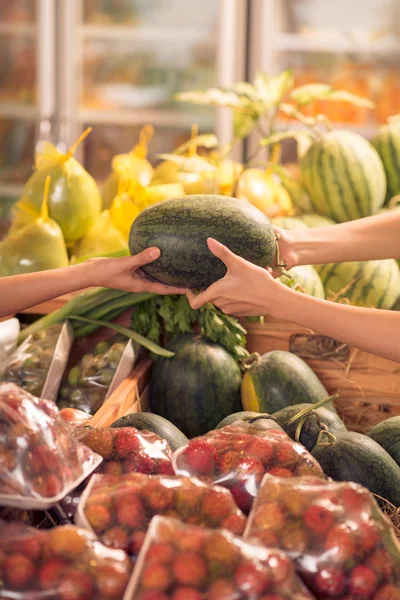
[133,453,157,475]
[253,501,286,533]
[130,529,147,555]
[208,578,238,600]
[267,467,293,478]
[246,437,275,466]
[38,558,65,588]
[254,529,280,548]
[324,523,357,563]
[176,530,206,553]
[203,532,241,569]
[102,461,124,476]
[367,548,395,578]
[116,495,145,528]
[340,485,371,515]
[356,519,381,554]
[146,543,175,565]
[137,592,168,600]
[102,526,129,552]
[175,484,204,517]
[10,535,42,560]
[95,564,130,598]
[58,569,93,600]
[153,520,175,545]
[28,444,61,472]
[235,561,269,595]
[171,588,202,600]
[172,552,207,587]
[201,488,234,524]
[280,522,307,553]
[113,428,141,460]
[220,513,247,535]
[142,480,174,512]
[184,439,217,475]
[236,456,265,484]
[83,428,115,460]
[85,504,112,532]
[349,565,378,596]
[304,503,334,535]
[31,473,62,497]
[274,442,299,468]
[267,551,293,583]
[48,526,88,557]
[217,449,241,473]
[314,565,345,596]
[141,562,172,591]
[4,554,35,589]
[373,585,400,600]
[280,488,308,516]
[157,460,174,475]
[229,481,253,514]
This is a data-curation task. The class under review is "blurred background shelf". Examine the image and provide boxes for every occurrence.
[78,107,214,129]
[80,24,214,44]
[278,32,400,55]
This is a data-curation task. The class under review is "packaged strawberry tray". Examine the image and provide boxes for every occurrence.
[126,515,315,599]
[0,520,132,599]
[0,382,102,509]
[173,420,324,513]
[78,426,174,477]
[76,472,247,557]
[245,474,400,599]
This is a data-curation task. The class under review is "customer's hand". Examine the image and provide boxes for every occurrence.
[272,226,299,275]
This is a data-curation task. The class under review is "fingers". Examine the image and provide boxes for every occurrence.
[129,247,161,269]
[207,238,243,270]
[186,287,218,310]
[145,281,186,295]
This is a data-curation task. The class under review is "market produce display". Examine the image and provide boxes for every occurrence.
[111,412,189,452]
[130,515,314,599]
[373,118,400,201]
[278,264,325,298]
[80,472,246,556]
[367,416,400,466]
[245,475,400,599]
[173,420,324,513]
[0,382,101,506]
[0,521,132,599]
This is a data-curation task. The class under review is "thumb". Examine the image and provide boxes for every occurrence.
[207,238,241,270]
[128,247,161,269]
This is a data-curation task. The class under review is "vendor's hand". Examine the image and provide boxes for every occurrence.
[186,238,287,316]
[87,249,186,295]
[272,226,299,275]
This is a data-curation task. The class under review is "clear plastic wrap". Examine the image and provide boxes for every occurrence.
[127,515,315,599]
[245,475,400,599]
[77,472,247,556]
[0,520,132,599]
[78,426,174,477]
[1,323,73,401]
[173,420,324,513]
[0,382,102,509]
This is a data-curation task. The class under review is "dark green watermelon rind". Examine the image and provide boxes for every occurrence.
[373,125,400,201]
[312,431,400,507]
[129,195,276,289]
[250,350,338,415]
[110,412,189,451]
[367,417,400,467]
[150,335,242,438]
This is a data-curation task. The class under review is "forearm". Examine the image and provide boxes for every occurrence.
[272,287,400,362]
[0,263,92,318]
[291,212,400,266]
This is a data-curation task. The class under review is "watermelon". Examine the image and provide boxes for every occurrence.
[150,335,242,438]
[128,194,276,289]
[367,416,400,467]
[301,130,387,222]
[216,411,284,432]
[241,350,337,415]
[270,164,314,213]
[298,213,336,228]
[373,123,400,201]
[111,412,189,451]
[317,259,400,309]
[278,265,325,299]
[270,216,307,230]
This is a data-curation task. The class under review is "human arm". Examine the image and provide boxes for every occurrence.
[187,239,400,363]
[0,248,185,318]
[276,211,400,270]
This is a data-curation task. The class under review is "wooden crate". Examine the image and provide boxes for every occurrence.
[243,317,400,432]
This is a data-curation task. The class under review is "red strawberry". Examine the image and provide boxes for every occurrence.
[48,526,87,557]
[254,529,280,548]
[172,552,207,587]
[31,473,62,497]
[280,522,307,553]
[113,428,141,460]
[349,565,378,596]
[38,558,65,588]
[208,578,237,600]
[304,503,334,535]
[83,428,115,459]
[235,561,269,595]
[324,523,356,563]
[175,484,204,517]
[142,480,174,512]
[58,569,93,600]
[146,543,175,565]
[10,535,42,560]
[102,527,129,552]
[267,467,293,478]
[340,486,371,515]
[217,449,241,473]
[130,530,147,555]
[236,456,265,484]
[356,520,381,554]
[176,530,207,553]
[116,495,145,528]
[85,504,112,532]
[171,588,202,600]
[96,564,130,598]
[267,551,293,583]
[220,513,246,535]
[26,444,61,472]
[157,460,174,475]
[259,596,285,600]
[274,442,299,467]
[184,439,217,475]
[367,548,395,578]
[154,520,175,545]
[373,585,400,600]
[201,488,235,524]
[230,481,253,514]
[314,565,345,596]
[133,454,157,475]
[4,554,35,589]
[253,501,285,532]
[246,437,274,466]
[204,532,241,569]
[137,592,168,600]
[141,563,172,591]
[102,461,124,476]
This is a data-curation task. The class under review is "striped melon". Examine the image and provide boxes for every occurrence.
[301,130,387,222]
[270,216,307,230]
[373,123,400,201]
[317,259,400,309]
[279,265,325,299]
[298,213,336,228]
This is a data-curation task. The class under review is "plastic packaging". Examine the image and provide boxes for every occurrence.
[70,209,127,262]
[127,515,315,599]
[78,426,174,477]
[77,472,247,556]
[10,129,101,243]
[1,322,73,401]
[0,318,20,369]
[245,474,400,599]
[0,382,102,509]
[173,420,324,513]
[0,520,132,600]
[58,337,135,415]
